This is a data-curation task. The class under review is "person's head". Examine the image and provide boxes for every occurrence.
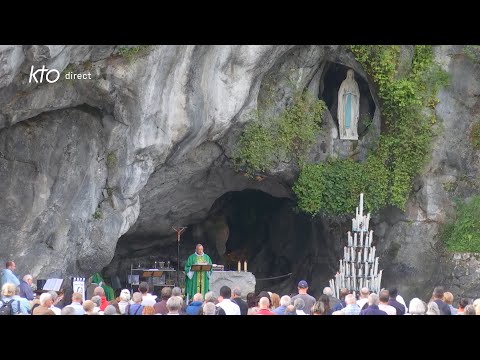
[388,287,398,298]
[161,286,172,300]
[205,291,216,303]
[280,295,291,307]
[285,304,296,315]
[109,300,121,314]
[464,304,476,315]
[5,261,15,271]
[142,306,156,315]
[297,280,309,293]
[257,291,271,307]
[166,296,183,313]
[23,274,33,285]
[379,290,390,304]
[132,292,143,304]
[432,286,444,300]
[368,293,379,306]
[246,292,256,308]
[323,287,334,297]
[93,286,105,297]
[72,292,83,303]
[172,287,182,297]
[232,288,241,299]
[360,287,370,299]
[1,282,16,297]
[220,286,231,299]
[318,294,330,312]
[459,298,469,310]
[203,302,216,315]
[339,288,349,300]
[83,300,95,313]
[426,301,440,315]
[91,295,101,307]
[345,294,356,305]
[258,297,270,310]
[104,305,118,315]
[294,298,305,311]
[39,292,53,307]
[196,244,204,256]
[312,301,325,315]
[193,293,203,302]
[119,289,131,302]
[270,293,280,309]
[408,298,426,315]
[443,291,454,305]
[61,306,76,315]
[47,291,58,304]
[138,282,149,294]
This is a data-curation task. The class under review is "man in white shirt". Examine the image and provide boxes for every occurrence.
[378,290,397,315]
[216,285,241,315]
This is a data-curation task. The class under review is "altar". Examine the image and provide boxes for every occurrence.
[209,271,256,300]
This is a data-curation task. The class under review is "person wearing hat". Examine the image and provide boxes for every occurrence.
[291,280,316,315]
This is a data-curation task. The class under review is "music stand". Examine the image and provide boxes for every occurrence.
[190,264,212,295]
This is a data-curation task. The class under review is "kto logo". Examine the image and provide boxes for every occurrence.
[28,65,60,84]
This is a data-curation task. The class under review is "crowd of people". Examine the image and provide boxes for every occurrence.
[1,260,479,315]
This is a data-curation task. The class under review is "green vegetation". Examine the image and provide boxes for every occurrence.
[443,181,457,193]
[93,208,103,220]
[117,45,151,62]
[293,45,449,216]
[233,91,326,175]
[464,45,480,64]
[106,152,117,170]
[470,121,480,150]
[443,196,480,253]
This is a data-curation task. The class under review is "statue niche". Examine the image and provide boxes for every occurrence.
[337,69,360,140]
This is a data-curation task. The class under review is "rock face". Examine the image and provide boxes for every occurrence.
[209,271,256,300]
[1,45,480,304]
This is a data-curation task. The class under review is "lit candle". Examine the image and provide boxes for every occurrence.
[244,260,247,272]
[348,231,352,247]
[359,230,363,247]
[354,232,357,247]
[237,261,241,272]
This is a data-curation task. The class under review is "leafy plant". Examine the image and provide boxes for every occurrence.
[470,121,480,150]
[442,196,480,253]
[464,45,480,64]
[293,45,449,216]
[117,45,151,62]
[106,152,117,170]
[93,208,103,220]
[234,91,326,176]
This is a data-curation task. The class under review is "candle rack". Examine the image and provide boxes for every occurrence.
[329,193,383,298]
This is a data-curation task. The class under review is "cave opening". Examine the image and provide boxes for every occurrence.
[104,188,339,299]
[320,62,376,138]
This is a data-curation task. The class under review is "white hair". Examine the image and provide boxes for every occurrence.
[103,305,118,315]
[323,287,334,296]
[120,289,131,302]
[368,293,379,306]
[408,298,426,315]
[203,302,216,315]
[167,296,183,311]
[293,297,305,310]
[39,292,53,306]
[23,274,33,282]
[193,293,203,302]
[345,294,356,305]
[280,295,291,307]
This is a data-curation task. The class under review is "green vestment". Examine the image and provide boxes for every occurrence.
[184,252,213,300]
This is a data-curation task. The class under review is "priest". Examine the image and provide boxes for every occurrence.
[184,244,213,301]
